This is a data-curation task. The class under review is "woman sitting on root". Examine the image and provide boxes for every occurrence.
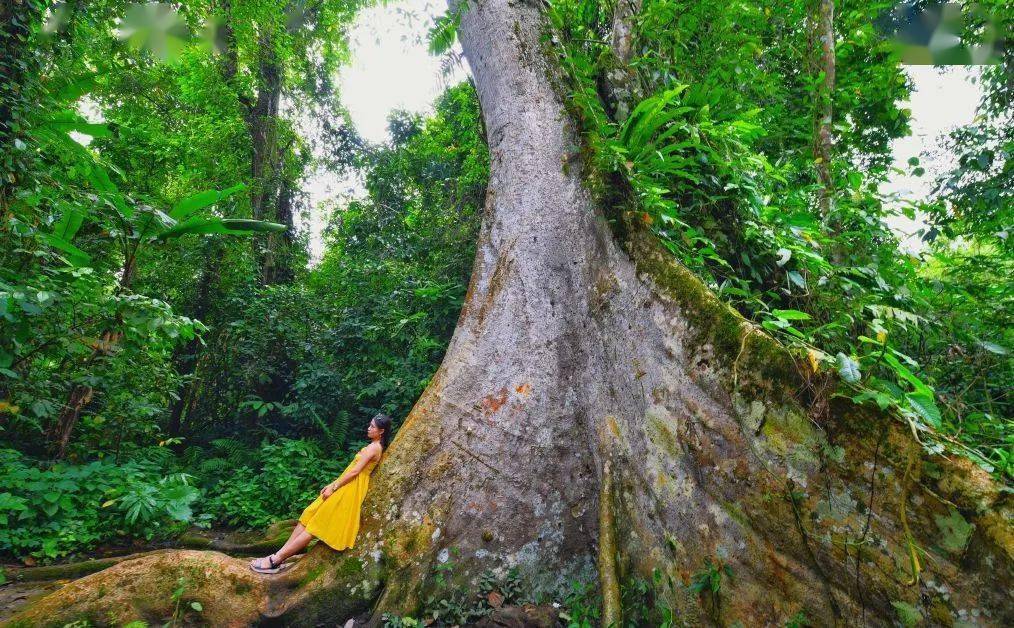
[250,413,391,574]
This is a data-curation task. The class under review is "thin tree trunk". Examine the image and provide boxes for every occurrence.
[246,26,303,286]
[11,0,1012,625]
[812,0,835,219]
[247,34,282,224]
[218,1,293,284]
[167,241,222,438]
[260,177,296,284]
[50,252,137,458]
[601,0,642,121]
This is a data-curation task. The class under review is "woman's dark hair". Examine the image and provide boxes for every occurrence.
[371,413,393,449]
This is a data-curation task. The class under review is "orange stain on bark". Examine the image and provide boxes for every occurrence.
[482,388,509,415]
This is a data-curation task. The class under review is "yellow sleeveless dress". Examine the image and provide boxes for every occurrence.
[298,448,379,550]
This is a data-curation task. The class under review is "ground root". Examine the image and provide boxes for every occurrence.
[2,520,296,583]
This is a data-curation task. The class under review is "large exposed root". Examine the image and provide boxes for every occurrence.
[4,520,299,584]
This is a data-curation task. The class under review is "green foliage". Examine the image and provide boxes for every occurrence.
[545,0,1010,480]
[558,578,601,627]
[173,82,486,444]
[169,576,204,627]
[0,448,197,560]
[1,0,1009,576]
[0,437,347,560]
[689,559,733,599]
[891,600,922,627]
[381,614,422,628]
[1,2,293,462]
[427,8,461,56]
[196,438,348,528]
[383,557,531,627]
[1,2,486,557]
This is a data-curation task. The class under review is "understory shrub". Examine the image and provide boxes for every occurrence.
[0,438,354,561]
[0,448,198,561]
[188,437,353,529]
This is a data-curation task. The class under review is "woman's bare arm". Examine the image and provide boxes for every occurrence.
[321,443,382,497]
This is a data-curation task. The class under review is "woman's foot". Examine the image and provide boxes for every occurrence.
[249,553,285,574]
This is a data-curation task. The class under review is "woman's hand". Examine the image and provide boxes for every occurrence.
[320,483,336,499]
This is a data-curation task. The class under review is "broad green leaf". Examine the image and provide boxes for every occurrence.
[846,171,862,189]
[44,120,113,138]
[85,163,119,194]
[772,309,811,321]
[40,234,91,266]
[621,86,689,147]
[220,219,288,233]
[134,206,177,241]
[168,184,246,221]
[882,353,933,397]
[836,353,861,383]
[977,340,1008,355]
[41,110,113,138]
[55,72,102,101]
[851,390,892,410]
[157,217,286,240]
[906,393,941,428]
[787,271,806,289]
[52,206,87,241]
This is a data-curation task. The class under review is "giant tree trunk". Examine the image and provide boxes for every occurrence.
[8,0,1011,626]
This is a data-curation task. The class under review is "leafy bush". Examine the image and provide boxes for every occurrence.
[0,448,198,561]
[0,438,355,560]
[196,438,350,528]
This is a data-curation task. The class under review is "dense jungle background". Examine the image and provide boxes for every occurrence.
[0,0,1010,624]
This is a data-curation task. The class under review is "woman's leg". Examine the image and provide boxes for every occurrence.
[272,529,314,563]
[282,522,306,546]
[251,522,309,570]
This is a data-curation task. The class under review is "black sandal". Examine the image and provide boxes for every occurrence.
[250,554,284,574]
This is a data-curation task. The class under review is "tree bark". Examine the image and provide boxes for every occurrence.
[9,0,1011,626]
[167,241,223,438]
[50,251,137,458]
[260,177,296,284]
[218,0,294,284]
[247,32,283,225]
[811,0,835,218]
[600,0,642,121]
